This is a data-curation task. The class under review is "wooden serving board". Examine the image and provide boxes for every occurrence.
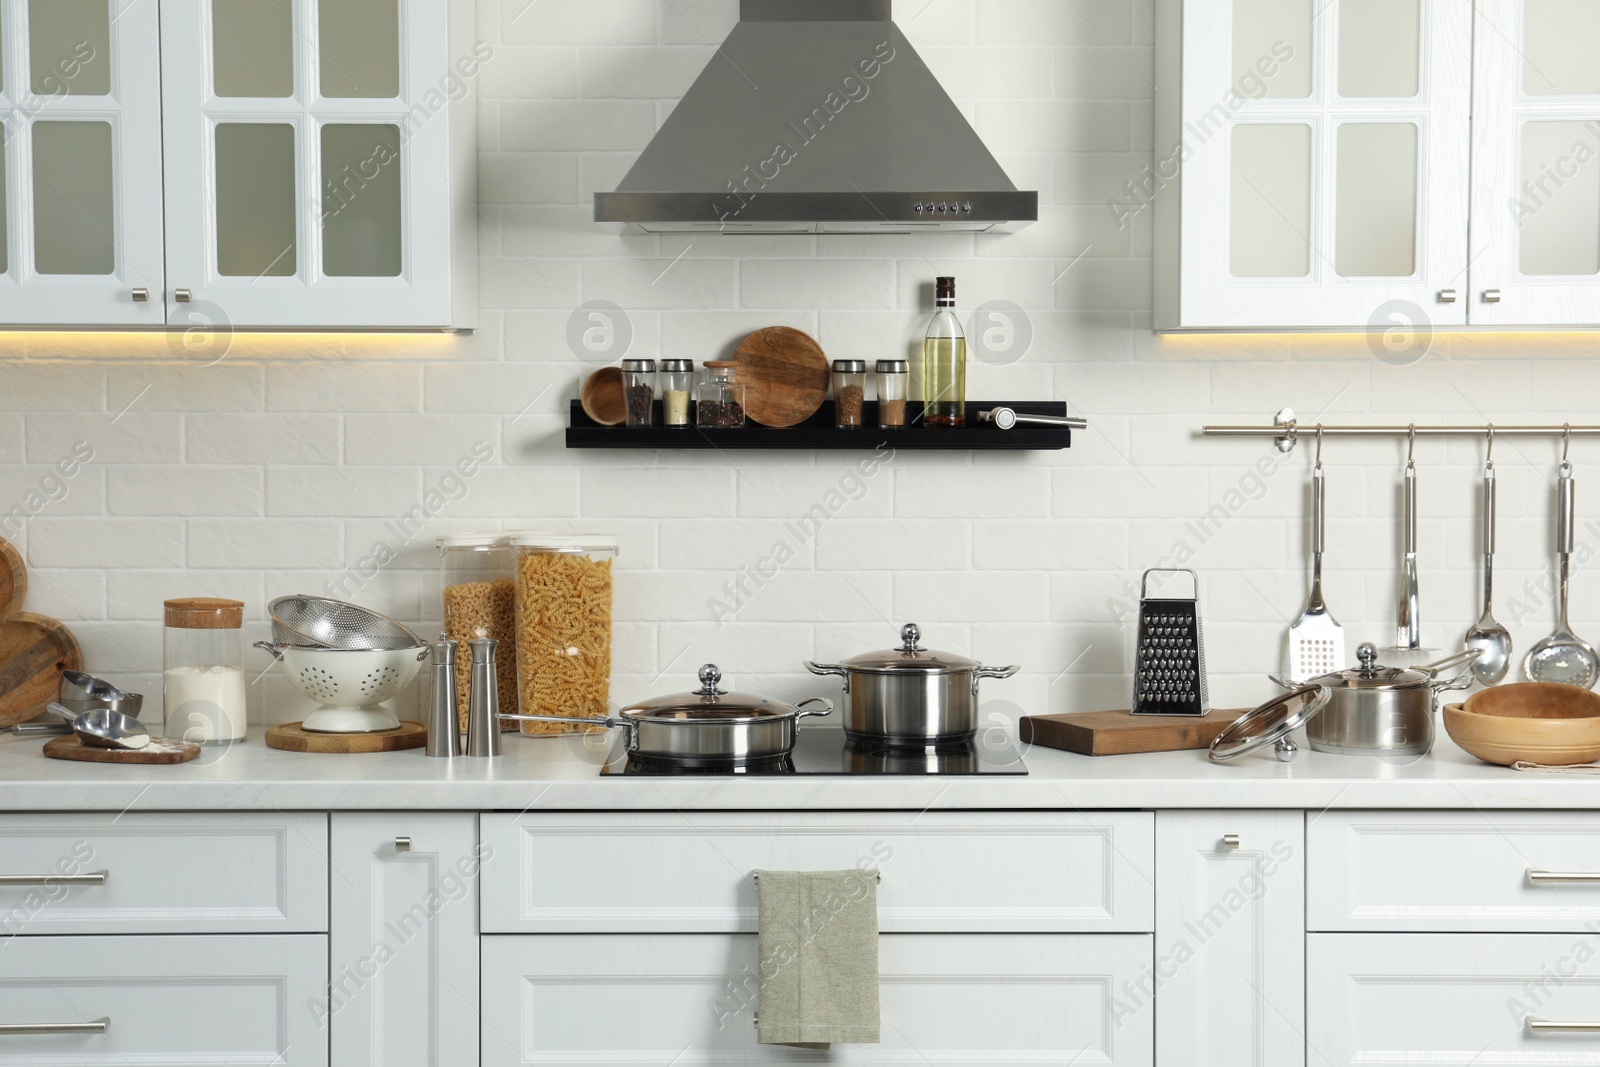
[44,735,200,765]
[0,613,82,728]
[733,326,830,428]
[0,537,24,621]
[266,721,427,753]
[1020,708,1243,757]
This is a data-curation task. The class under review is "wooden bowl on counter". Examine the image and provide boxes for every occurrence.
[1443,683,1600,766]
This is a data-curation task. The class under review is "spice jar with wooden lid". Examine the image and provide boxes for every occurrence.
[164,597,248,745]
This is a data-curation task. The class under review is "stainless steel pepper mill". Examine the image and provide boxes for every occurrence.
[465,637,501,758]
[425,634,460,758]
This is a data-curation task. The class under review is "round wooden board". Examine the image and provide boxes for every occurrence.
[0,537,24,621]
[44,735,200,765]
[266,721,427,753]
[580,367,627,426]
[0,613,82,728]
[733,326,830,427]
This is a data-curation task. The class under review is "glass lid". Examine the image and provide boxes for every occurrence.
[1209,684,1331,762]
[622,665,800,723]
[839,624,982,674]
[1306,642,1431,690]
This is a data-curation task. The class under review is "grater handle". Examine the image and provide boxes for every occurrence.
[1141,568,1199,603]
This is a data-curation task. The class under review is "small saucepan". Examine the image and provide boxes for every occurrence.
[1271,643,1479,756]
[501,664,832,767]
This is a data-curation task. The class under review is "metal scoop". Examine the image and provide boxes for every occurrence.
[46,702,150,751]
[1525,455,1600,688]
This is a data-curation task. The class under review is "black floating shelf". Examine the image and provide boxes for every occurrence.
[566,401,1073,451]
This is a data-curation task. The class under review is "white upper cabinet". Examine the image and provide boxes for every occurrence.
[159,0,477,329]
[0,0,167,326]
[1157,0,1472,329]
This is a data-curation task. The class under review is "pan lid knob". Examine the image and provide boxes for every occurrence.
[900,624,924,653]
[697,664,726,696]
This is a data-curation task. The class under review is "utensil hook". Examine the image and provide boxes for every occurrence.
[1563,423,1573,472]
[1313,426,1324,470]
[1405,424,1417,470]
[1485,424,1496,471]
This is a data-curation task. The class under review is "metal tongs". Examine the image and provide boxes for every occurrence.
[978,407,1087,430]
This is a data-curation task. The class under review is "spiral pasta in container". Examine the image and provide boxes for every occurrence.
[437,534,521,732]
[510,534,619,734]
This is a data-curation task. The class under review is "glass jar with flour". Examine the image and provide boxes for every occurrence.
[164,598,248,744]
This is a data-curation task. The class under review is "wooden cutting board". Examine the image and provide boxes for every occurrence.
[266,721,427,753]
[0,537,23,621]
[44,735,200,765]
[0,613,82,728]
[733,326,830,427]
[1020,708,1243,757]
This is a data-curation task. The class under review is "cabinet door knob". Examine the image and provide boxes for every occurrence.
[131,288,148,302]
[1438,288,1457,304]
[1220,834,1242,850]
[1483,289,1502,303]
[175,289,192,303]
[394,837,412,852]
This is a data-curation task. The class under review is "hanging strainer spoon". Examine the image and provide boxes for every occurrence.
[1525,429,1600,688]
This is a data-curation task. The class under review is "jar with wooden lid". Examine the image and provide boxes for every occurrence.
[510,535,619,734]
[437,534,520,732]
[164,597,247,745]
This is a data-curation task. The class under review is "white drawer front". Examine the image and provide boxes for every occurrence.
[1310,811,1600,932]
[0,934,327,1066]
[480,811,1155,933]
[1309,933,1600,1064]
[0,812,328,933]
[482,933,1154,1066]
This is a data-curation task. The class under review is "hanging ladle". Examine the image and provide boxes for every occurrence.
[1464,427,1512,685]
[1525,428,1600,688]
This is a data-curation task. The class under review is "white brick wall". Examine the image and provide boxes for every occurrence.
[0,0,1591,728]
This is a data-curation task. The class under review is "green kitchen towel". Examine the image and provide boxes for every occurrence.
[755,868,880,1049]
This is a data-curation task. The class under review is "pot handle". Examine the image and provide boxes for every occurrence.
[804,662,850,694]
[794,698,833,726]
[975,665,1021,680]
[498,713,639,748]
[1268,674,1299,690]
[1419,648,1483,680]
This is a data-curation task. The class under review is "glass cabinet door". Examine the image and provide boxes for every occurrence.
[159,0,465,328]
[1162,0,1471,329]
[1471,0,1600,324]
[0,0,166,325]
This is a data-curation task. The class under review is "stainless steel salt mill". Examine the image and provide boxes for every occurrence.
[425,634,460,758]
[465,637,501,758]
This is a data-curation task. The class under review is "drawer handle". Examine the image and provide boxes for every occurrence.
[1528,870,1600,884]
[0,871,107,887]
[1529,1017,1600,1033]
[0,1018,108,1036]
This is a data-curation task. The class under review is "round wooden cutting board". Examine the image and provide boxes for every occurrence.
[44,735,200,765]
[0,613,82,727]
[733,327,830,427]
[266,721,427,753]
[0,537,24,621]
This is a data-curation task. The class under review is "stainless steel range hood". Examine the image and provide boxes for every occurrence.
[594,0,1037,234]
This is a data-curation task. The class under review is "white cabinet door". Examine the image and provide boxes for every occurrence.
[1471,0,1600,324]
[1309,933,1600,1064]
[1156,0,1471,329]
[159,0,477,329]
[482,933,1154,1066]
[0,934,326,1065]
[329,812,480,1067]
[0,0,165,325]
[1155,811,1304,1067]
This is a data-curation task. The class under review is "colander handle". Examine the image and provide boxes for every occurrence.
[253,641,285,661]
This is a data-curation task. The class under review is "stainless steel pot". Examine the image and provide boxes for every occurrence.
[805,624,1020,745]
[1271,643,1479,756]
[501,664,831,766]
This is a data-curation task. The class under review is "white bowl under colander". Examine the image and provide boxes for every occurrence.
[272,646,425,733]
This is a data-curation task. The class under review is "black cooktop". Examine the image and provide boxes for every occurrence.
[599,728,1029,776]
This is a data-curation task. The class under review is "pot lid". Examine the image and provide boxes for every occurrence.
[1306,642,1432,690]
[622,664,803,723]
[837,623,982,673]
[1210,684,1331,763]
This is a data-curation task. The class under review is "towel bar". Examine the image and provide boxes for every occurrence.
[751,871,881,884]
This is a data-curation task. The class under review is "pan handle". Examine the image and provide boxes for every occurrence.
[1418,648,1482,680]
[1268,674,1299,690]
[497,713,639,748]
[975,665,1020,680]
[803,662,850,694]
[794,698,833,726]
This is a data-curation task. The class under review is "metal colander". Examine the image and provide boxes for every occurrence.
[268,595,423,651]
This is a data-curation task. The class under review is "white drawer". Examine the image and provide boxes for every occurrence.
[0,934,327,1066]
[1309,811,1600,932]
[0,812,328,934]
[480,811,1155,933]
[482,933,1154,1066]
[1309,933,1600,1064]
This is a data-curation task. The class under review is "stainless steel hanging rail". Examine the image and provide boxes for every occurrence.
[1201,409,1600,453]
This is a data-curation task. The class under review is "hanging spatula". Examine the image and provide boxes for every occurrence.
[1287,444,1345,682]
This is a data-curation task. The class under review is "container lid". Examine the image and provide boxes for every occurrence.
[165,597,245,630]
[509,533,622,553]
[661,359,695,372]
[622,664,804,724]
[876,359,909,373]
[622,359,657,372]
[435,533,510,551]
[832,359,867,373]
[1305,642,1431,691]
[836,623,982,674]
[1209,684,1330,762]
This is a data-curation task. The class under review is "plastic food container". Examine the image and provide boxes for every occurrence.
[164,597,248,745]
[511,535,620,734]
[437,534,520,732]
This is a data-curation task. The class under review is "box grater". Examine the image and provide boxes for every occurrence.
[1131,568,1210,716]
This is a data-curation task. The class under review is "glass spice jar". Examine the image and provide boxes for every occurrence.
[660,359,695,427]
[832,359,866,428]
[696,361,746,428]
[164,597,248,745]
[876,359,908,428]
[621,359,657,428]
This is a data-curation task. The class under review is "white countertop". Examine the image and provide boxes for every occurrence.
[0,726,1595,813]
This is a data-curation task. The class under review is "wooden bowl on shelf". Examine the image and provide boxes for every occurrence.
[580,367,626,426]
[1443,683,1600,766]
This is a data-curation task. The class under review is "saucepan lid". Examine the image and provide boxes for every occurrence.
[1210,684,1330,763]
[835,623,983,674]
[622,665,810,724]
